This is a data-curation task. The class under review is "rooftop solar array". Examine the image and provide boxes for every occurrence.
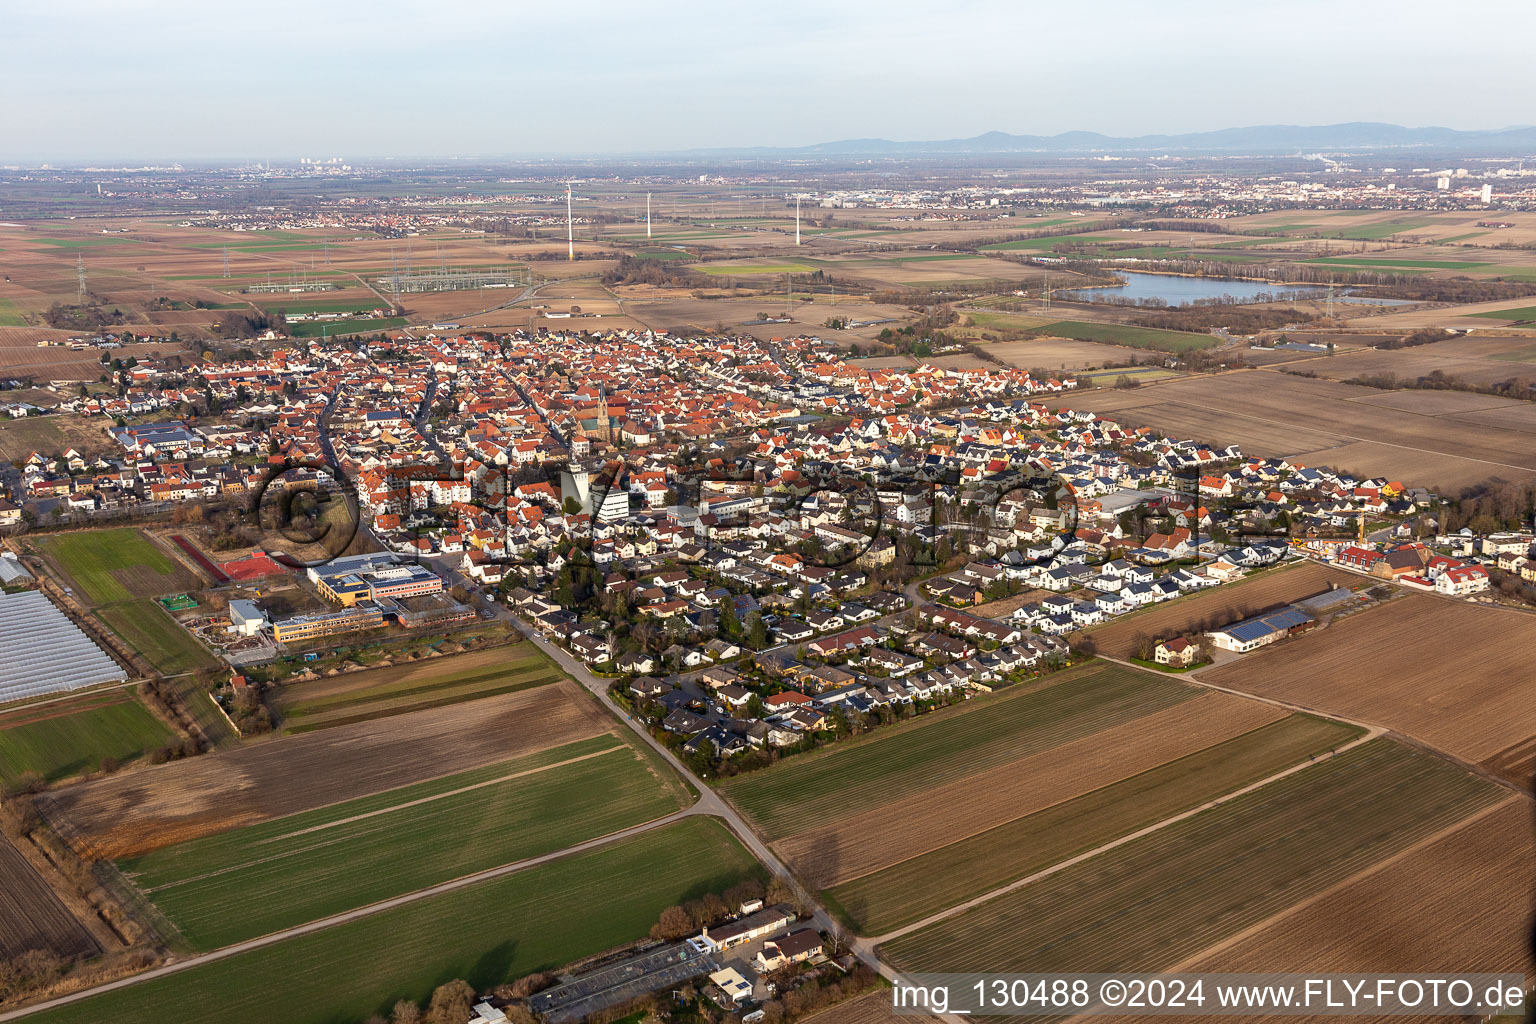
[0,590,127,702]
[1223,605,1315,643]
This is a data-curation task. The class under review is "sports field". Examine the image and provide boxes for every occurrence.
[287,316,406,337]
[121,734,688,949]
[826,714,1360,935]
[0,687,174,783]
[26,818,764,1024]
[882,739,1503,974]
[98,598,217,675]
[37,528,199,604]
[272,644,565,731]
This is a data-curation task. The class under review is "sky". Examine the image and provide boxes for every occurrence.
[5,0,1534,162]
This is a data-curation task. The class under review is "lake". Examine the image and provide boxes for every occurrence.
[1063,270,1330,306]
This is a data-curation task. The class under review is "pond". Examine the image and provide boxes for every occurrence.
[1062,270,1331,306]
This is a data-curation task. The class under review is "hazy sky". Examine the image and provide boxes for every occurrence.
[6,0,1533,161]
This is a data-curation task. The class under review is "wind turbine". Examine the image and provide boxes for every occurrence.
[566,183,575,261]
[646,192,652,240]
[795,195,801,246]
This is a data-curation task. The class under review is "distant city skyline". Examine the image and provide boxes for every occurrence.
[7,0,1536,161]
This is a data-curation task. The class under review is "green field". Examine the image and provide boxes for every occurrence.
[257,297,391,315]
[37,529,190,604]
[883,739,1502,974]
[122,734,686,949]
[162,675,235,746]
[696,263,816,276]
[273,645,563,732]
[1471,305,1536,321]
[30,236,138,248]
[99,599,216,675]
[1319,218,1437,240]
[0,296,25,326]
[287,316,406,337]
[719,665,1194,839]
[31,817,762,1024]
[1039,319,1216,352]
[964,310,1061,331]
[980,233,1115,251]
[825,714,1360,934]
[0,687,174,784]
[1304,256,1492,271]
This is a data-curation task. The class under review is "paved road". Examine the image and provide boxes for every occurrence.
[503,614,861,959]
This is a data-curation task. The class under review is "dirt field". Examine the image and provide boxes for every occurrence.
[1275,332,1536,390]
[985,337,1158,370]
[774,691,1284,888]
[1204,594,1536,776]
[1166,797,1535,1022]
[0,329,181,380]
[0,833,100,960]
[802,990,940,1024]
[39,680,611,860]
[1087,560,1349,657]
[881,739,1503,978]
[1050,369,1536,491]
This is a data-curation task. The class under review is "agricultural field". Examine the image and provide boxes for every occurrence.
[34,528,202,605]
[1175,796,1535,988]
[1046,369,1536,490]
[1033,318,1217,353]
[24,818,764,1024]
[39,680,612,860]
[0,413,117,463]
[0,686,175,784]
[0,834,99,961]
[718,663,1195,839]
[1284,336,1536,393]
[1204,595,1536,783]
[97,598,217,675]
[1085,560,1348,658]
[826,713,1359,936]
[983,336,1157,371]
[783,691,1285,890]
[882,739,1505,976]
[120,733,688,948]
[271,643,565,731]
[802,988,940,1023]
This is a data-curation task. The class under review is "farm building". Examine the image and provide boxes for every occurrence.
[701,905,795,951]
[1154,637,1199,667]
[1206,605,1316,653]
[0,589,126,701]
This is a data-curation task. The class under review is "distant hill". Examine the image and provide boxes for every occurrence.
[687,123,1536,158]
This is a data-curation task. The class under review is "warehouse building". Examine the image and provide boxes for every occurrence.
[1206,605,1315,653]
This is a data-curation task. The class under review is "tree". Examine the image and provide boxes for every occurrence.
[746,612,768,649]
[718,597,740,637]
[562,495,583,514]
[426,980,475,1024]
[390,1001,422,1024]
[651,904,694,940]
